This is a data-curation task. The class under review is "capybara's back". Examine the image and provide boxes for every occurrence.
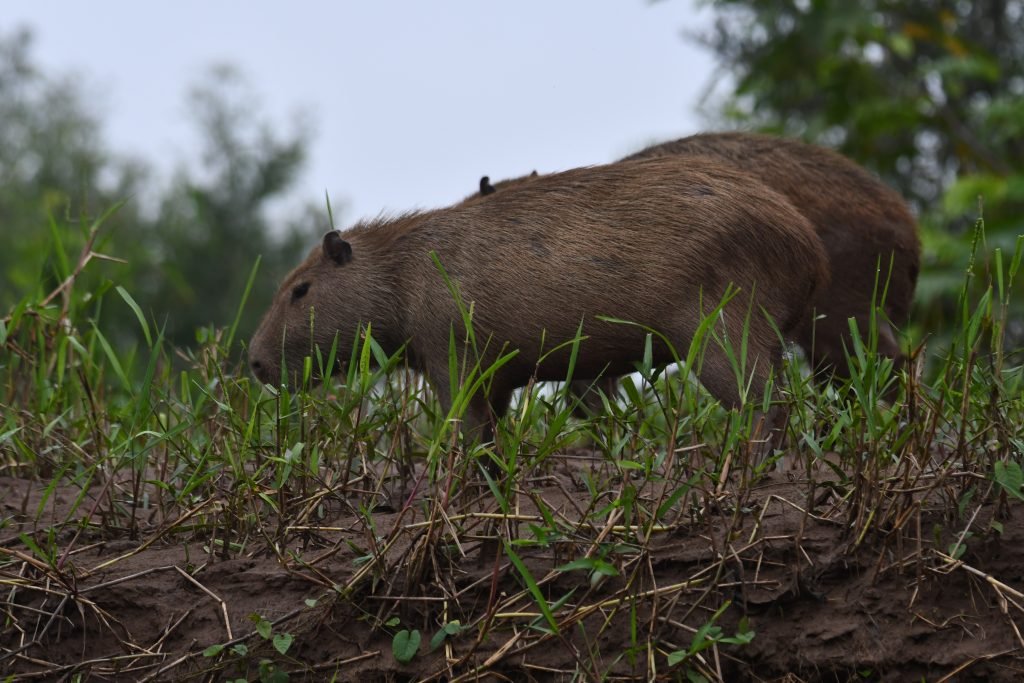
[624,133,920,375]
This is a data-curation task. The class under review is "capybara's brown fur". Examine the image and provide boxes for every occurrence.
[625,133,919,375]
[249,155,829,446]
[473,133,920,384]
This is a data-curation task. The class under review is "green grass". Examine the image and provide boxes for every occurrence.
[1,212,1022,681]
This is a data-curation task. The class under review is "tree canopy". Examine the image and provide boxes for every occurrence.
[699,0,1024,335]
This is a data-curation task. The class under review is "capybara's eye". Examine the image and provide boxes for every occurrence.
[291,282,310,301]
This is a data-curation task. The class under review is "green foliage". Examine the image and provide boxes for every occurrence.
[665,602,755,674]
[0,29,143,325]
[0,28,321,354]
[201,613,293,682]
[701,0,1022,201]
[699,0,1024,349]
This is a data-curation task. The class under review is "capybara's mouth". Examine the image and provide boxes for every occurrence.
[249,358,346,391]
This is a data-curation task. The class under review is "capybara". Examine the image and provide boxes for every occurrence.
[471,133,920,389]
[249,155,829,452]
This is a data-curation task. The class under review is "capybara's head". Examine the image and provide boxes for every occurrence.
[248,231,358,386]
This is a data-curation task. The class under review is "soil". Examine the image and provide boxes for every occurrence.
[3,457,1024,682]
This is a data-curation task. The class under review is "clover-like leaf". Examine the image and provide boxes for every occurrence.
[392,629,421,663]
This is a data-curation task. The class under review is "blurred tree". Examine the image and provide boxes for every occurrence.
[699,0,1023,205]
[136,66,315,348]
[0,28,147,307]
[697,0,1024,339]
[0,30,321,354]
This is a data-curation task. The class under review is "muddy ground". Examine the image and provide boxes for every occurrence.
[3,458,1024,682]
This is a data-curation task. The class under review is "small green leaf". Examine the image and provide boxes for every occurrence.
[116,285,152,347]
[273,632,293,655]
[994,461,1024,501]
[657,477,696,520]
[720,629,756,645]
[430,621,463,651]
[557,558,596,573]
[255,616,272,640]
[505,541,559,633]
[285,442,305,463]
[203,644,225,657]
[392,629,421,663]
[957,486,976,517]
[359,323,373,377]
[18,533,52,565]
[556,557,619,579]
[91,323,131,391]
[304,598,319,608]
[429,629,447,652]
[616,459,644,471]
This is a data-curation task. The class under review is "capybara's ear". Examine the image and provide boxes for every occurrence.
[479,176,496,196]
[529,170,539,178]
[323,231,353,265]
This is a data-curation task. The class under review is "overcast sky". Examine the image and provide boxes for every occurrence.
[5,2,719,227]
